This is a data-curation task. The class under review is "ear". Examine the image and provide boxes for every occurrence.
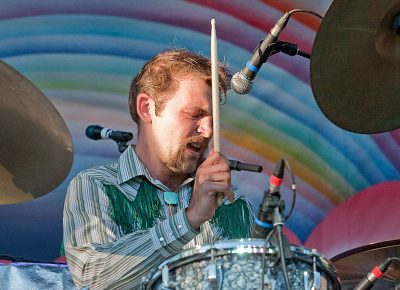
[136,93,154,124]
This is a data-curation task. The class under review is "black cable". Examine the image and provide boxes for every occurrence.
[288,8,323,20]
[267,8,323,63]
[297,49,311,59]
[276,217,291,290]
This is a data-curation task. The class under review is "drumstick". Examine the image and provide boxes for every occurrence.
[211,18,224,206]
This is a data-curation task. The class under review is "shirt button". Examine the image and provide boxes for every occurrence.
[177,224,183,229]
[159,237,164,242]
[168,232,173,236]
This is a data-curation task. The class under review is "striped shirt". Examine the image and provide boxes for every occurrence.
[63,146,252,290]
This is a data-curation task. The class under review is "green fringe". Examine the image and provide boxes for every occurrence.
[210,199,252,239]
[103,181,252,240]
[59,242,65,257]
[103,180,162,234]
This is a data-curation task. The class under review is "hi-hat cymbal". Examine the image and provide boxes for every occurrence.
[331,240,400,289]
[0,60,73,204]
[311,0,400,134]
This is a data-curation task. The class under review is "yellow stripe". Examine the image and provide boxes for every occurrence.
[221,128,345,205]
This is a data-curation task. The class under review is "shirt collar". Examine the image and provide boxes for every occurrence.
[117,145,148,184]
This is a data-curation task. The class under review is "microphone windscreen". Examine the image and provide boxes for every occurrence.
[231,72,253,94]
[85,125,102,140]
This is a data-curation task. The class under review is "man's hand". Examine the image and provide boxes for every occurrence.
[186,151,234,229]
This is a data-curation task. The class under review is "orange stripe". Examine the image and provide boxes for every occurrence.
[221,128,343,205]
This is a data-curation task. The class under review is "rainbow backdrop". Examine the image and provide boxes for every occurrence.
[1,0,399,260]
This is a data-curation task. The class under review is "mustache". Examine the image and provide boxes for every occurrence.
[184,135,210,146]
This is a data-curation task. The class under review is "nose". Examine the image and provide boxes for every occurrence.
[198,116,213,139]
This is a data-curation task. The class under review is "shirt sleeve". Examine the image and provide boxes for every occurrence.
[63,174,199,290]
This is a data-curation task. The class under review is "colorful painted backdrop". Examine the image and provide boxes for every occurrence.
[1,0,399,261]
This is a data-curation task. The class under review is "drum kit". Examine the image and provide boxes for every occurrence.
[143,239,341,290]
[0,0,399,289]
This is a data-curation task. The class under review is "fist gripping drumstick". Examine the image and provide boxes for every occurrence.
[211,18,224,206]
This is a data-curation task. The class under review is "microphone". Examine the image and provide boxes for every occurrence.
[231,12,290,94]
[85,125,133,143]
[229,160,263,173]
[353,258,392,290]
[252,159,285,239]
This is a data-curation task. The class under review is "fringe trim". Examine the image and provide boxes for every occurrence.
[103,180,162,234]
[210,199,252,239]
[103,181,252,240]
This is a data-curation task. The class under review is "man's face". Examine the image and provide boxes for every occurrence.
[151,77,213,174]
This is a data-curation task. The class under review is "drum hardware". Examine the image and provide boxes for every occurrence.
[252,159,296,289]
[304,271,311,290]
[311,249,321,290]
[207,261,217,289]
[144,239,341,289]
[161,265,170,290]
[208,247,218,290]
[0,60,73,204]
[207,242,225,290]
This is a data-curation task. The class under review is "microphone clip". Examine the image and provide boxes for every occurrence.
[261,40,311,60]
[116,142,130,153]
[263,192,286,225]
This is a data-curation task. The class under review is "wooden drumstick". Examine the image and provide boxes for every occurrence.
[211,18,224,206]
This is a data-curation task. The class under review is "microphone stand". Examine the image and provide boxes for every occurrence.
[270,193,292,290]
[269,40,311,59]
[261,190,292,290]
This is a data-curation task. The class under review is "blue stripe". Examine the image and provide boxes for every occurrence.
[246,60,260,73]
[254,217,273,229]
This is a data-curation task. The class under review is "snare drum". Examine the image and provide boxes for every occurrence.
[144,239,340,290]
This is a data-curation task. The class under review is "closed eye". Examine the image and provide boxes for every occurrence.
[186,109,209,120]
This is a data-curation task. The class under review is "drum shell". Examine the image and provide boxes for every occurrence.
[144,239,340,290]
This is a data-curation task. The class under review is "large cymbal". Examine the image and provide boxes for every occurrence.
[331,240,400,289]
[311,0,400,133]
[0,60,73,204]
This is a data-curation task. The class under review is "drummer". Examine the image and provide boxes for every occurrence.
[63,48,254,290]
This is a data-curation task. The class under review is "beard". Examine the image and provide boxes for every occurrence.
[165,135,209,174]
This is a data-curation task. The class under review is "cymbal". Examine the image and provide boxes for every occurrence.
[0,60,73,204]
[310,0,400,133]
[331,240,400,289]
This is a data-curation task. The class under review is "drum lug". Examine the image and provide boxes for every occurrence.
[304,271,310,290]
[311,271,321,290]
[208,262,217,289]
[161,265,174,290]
[208,261,224,290]
[311,249,321,290]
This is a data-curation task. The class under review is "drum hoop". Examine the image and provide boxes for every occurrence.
[154,239,273,271]
[157,239,336,268]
